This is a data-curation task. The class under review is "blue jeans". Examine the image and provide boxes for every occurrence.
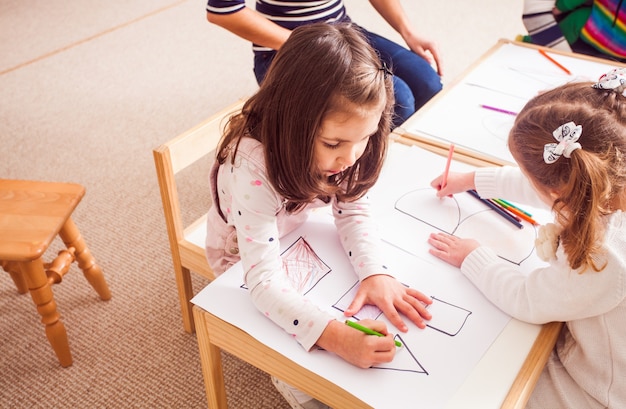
[253,26,442,129]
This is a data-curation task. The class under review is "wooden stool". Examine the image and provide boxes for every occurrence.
[0,179,111,367]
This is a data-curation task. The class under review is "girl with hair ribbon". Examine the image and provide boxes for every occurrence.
[428,68,626,408]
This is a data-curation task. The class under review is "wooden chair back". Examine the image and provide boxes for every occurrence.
[153,99,245,332]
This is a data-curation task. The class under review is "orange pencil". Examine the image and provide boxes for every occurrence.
[493,198,539,225]
[538,49,571,75]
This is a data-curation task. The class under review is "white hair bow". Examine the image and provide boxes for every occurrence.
[592,67,626,97]
[543,121,582,164]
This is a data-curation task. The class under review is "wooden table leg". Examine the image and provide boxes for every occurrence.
[59,217,111,301]
[20,257,73,367]
[193,306,228,409]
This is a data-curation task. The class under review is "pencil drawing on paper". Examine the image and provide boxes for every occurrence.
[373,334,428,375]
[281,236,332,295]
[332,281,384,321]
[239,233,476,376]
[333,287,472,338]
[239,236,331,294]
[333,283,473,375]
[426,296,472,337]
[394,188,539,266]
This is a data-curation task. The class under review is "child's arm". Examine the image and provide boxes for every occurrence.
[206,3,290,51]
[368,0,442,75]
[442,239,626,325]
[226,139,335,351]
[432,167,550,210]
[431,171,476,198]
[332,195,433,332]
[474,166,550,209]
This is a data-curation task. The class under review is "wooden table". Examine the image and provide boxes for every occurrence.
[394,39,626,167]
[194,303,561,408]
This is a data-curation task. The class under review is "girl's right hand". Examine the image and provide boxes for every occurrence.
[317,319,396,368]
[430,171,476,198]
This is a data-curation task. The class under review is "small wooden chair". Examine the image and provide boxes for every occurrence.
[153,99,245,333]
[0,179,111,367]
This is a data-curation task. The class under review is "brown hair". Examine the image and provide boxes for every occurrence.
[509,81,626,271]
[216,22,394,212]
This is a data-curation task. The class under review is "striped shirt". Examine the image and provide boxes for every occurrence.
[207,0,348,52]
[581,0,626,58]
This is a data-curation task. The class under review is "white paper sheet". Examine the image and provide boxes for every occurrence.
[401,42,617,165]
[192,143,553,408]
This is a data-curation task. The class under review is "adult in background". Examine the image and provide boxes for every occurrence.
[520,0,625,62]
[206,0,443,129]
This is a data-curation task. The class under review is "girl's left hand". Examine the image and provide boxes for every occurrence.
[344,275,433,332]
[428,232,479,267]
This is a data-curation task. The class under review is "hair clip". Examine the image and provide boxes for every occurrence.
[379,61,393,80]
[592,67,626,97]
[544,121,583,164]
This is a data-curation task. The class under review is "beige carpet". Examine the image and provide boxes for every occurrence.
[0,1,523,407]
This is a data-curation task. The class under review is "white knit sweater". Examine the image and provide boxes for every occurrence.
[467,166,626,408]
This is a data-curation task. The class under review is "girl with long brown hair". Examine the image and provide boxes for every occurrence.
[205,22,433,408]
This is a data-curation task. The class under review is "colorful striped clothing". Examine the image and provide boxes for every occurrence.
[207,0,348,52]
[581,0,626,58]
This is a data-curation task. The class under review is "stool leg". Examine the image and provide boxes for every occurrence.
[1,260,28,294]
[20,257,73,367]
[59,217,111,301]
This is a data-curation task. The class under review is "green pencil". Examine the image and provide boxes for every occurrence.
[345,320,402,347]
[497,198,533,216]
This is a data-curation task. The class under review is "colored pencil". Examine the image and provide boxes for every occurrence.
[479,104,518,116]
[538,49,571,75]
[467,190,523,229]
[442,143,455,189]
[497,198,533,217]
[488,199,522,222]
[345,320,402,347]
[492,198,539,225]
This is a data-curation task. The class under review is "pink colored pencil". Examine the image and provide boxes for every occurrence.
[442,144,455,189]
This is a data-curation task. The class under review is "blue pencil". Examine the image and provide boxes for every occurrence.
[467,190,523,229]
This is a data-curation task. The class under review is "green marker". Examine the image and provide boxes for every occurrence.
[345,320,402,347]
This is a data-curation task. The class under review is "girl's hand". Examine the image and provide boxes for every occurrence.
[317,319,397,368]
[345,275,432,332]
[430,171,475,198]
[428,232,480,267]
